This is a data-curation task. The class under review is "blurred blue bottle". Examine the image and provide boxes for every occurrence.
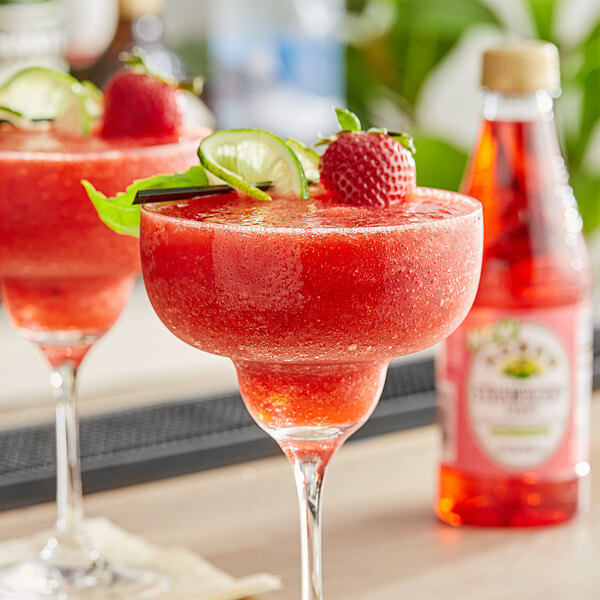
[206,0,344,142]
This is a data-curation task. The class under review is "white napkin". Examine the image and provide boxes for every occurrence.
[0,518,281,600]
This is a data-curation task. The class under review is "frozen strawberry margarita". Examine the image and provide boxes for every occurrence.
[0,128,201,343]
[0,61,207,599]
[98,107,484,600]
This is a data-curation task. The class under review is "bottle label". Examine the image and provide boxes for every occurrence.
[438,304,592,476]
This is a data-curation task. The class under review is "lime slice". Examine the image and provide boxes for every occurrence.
[198,129,309,201]
[0,105,34,129]
[0,67,93,134]
[286,138,320,183]
[81,80,103,119]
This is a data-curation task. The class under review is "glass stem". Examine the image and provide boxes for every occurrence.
[293,456,326,600]
[51,362,84,534]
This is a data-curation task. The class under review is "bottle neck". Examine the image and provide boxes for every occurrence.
[482,89,555,123]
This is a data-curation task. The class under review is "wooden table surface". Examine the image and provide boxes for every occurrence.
[2,402,599,600]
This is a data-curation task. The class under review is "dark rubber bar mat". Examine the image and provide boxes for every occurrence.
[2,329,599,511]
[0,359,434,509]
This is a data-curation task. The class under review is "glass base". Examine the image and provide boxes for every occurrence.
[274,425,352,442]
[0,559,169,600]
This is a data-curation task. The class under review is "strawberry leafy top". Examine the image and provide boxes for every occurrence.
[317,107,416,155]
[120,47,204,96]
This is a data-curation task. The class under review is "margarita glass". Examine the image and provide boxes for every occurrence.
[140,185,483,599]
[0,126,203,598]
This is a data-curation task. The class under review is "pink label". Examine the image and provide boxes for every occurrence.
[437,304,592,477]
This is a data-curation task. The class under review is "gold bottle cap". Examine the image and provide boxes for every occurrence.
[119,0,164,19]
[482,41,560,93]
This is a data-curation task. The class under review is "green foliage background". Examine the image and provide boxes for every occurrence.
[346,0,600,232]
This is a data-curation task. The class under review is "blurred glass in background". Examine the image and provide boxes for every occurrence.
[0,0,68,77]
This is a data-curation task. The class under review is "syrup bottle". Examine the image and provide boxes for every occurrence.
[436,41,593,527]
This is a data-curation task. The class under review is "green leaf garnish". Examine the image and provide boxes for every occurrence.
[366,127,387,134]
[120,47,147,70]
[314,136,334,148]
[367,127,416,154]
[334,107,361,132]
[82,165,209,237]
[389,132,417,154]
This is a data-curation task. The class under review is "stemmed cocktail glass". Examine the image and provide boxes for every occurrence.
[139,186,483,599]
[0,128,200,598]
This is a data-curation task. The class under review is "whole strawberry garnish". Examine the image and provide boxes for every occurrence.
[100,49,203,138]
[318,108,416,207]
[100,69,183,138]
